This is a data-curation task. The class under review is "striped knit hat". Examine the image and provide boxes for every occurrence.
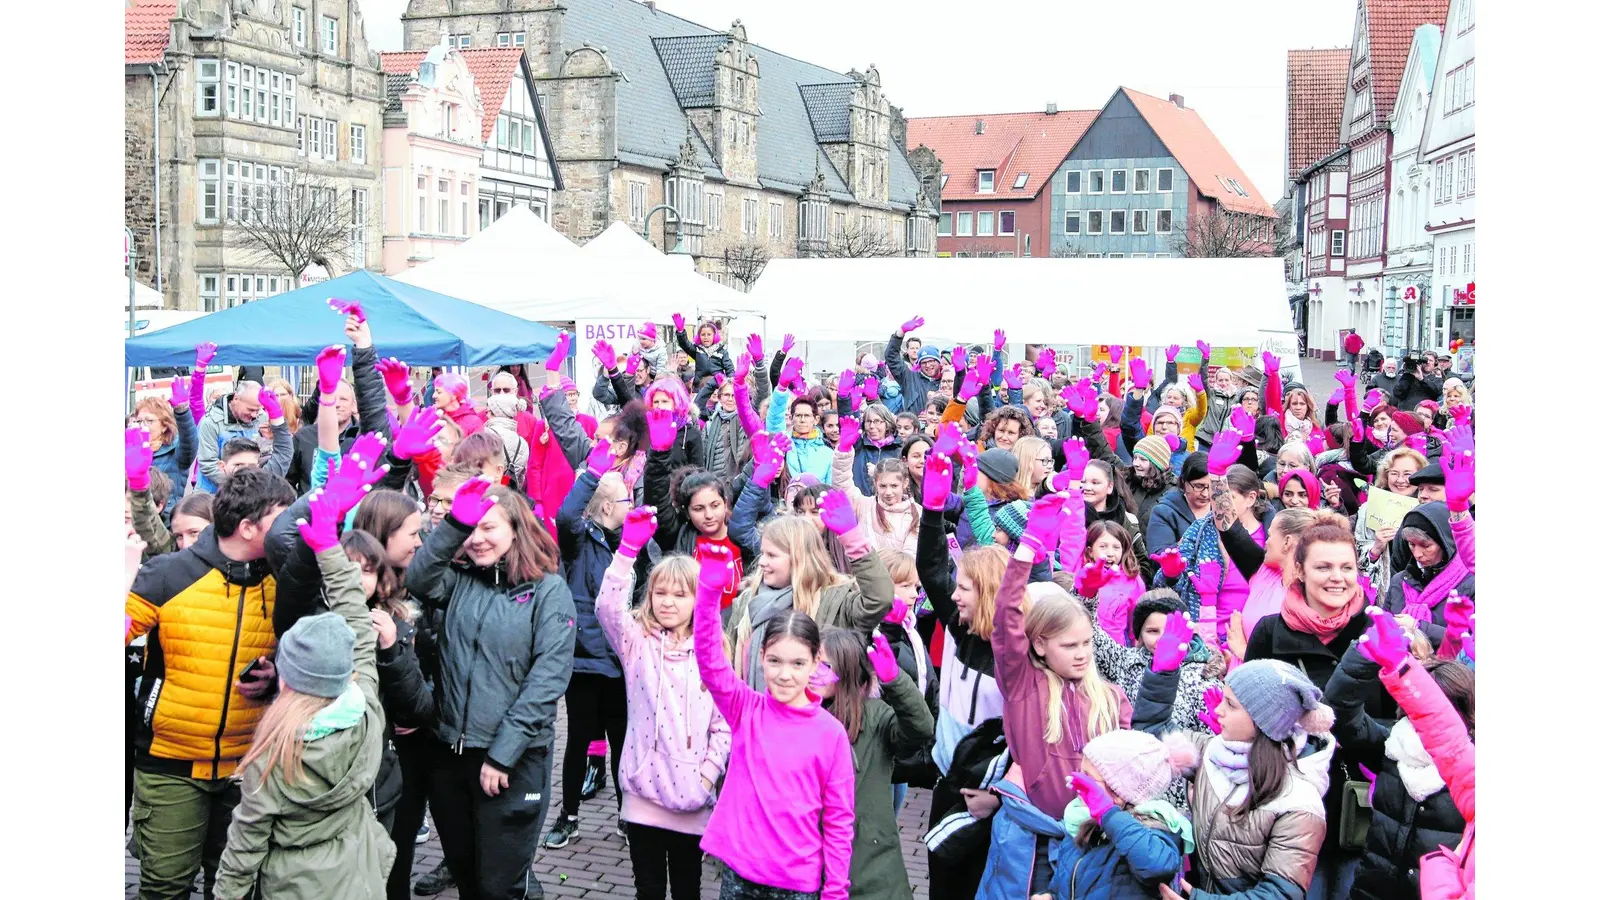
[993,500,1033,544]
[1132,434,1174,473]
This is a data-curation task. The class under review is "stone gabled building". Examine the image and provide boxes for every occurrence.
[401,0,938,286]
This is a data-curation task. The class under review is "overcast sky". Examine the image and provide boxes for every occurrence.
[361,0,1355,198]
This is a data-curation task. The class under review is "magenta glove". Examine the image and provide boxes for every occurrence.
[1196,339,1211,358]
[392,407,444,460]
[1192,561,1222,600]
[884,596,910,626]
[1165,344,1180,363]
[734,353,752,383]
[1460,632,1475,663]
[1350,419,1366,445]
[259,388,284,424]
[1109,346,1124,365]
[618,506,658,559]
[957,366,983,403]
[188,368,208,419]
[296,489,342,554]
[1129,357,1151,389]
[818,489,859,536]
[1198,685,1224,734]
[1360,574,1377,605]
[546,331,573,372]
[625,354,642,377]
[1443,591,1474,640]
[868,633,901,684]
[958,440,980,490]
[1018,492,1069,556]
[327,297,366,323]
[374,357,413,405]
[1327,386,1345,408]
[646,409,676,452]
[315,345,347,396]
[864,376,881,401]
[933,422,962,457]
[1448,404,1471,424]
[1152,547,1186,579]
[1073,559,1115,599]
[1063,437,1090,481]
[1404,432,1427,453]
[993,329,1006,355]
[450,477,499,527]
[900,315,925,334]
[837,369,856,400]
[126,426,154,491]
[1164,433,1183,453]
[671,312,686,333]
[1333,368,1356,394]
[1092,362,1108,385]
[1150,611,1194,672]
[922,453,954,510]
[838,416,861,449]
[1362,389,1384,414]
[746,333,765,361]
[585,437,615,477]
[1229,407,1256,435]
[779,356,805,390]
[781,333,796,355]
[322,433,391,513]
[1207,429,1244,475]
[1003,365,1024,390]
[1306,432,1326,455]
[169,376,189,411]
[195,341,218,369]
[1068,772,1116,823]
[698,542,737,606]
[1261,351,1280,376]
[751,433,785,487]
[1186,372,1204,395]
[970,354,996,389]
[1063,381,1097,419]
[1357,608,1411,672]
[1036,348,1057,377]
[1441,424,1475,511]
[592,339,618,372]
[951,345,969,372]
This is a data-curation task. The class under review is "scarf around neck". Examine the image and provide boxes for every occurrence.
[1385,717,1446,801]
[1402,554,1469,624]
[1279,583,1363,644]
[1060,796,1196,855]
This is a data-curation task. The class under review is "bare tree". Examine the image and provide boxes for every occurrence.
[958,243,1015,258]
[1049,242,1083,258]
[228,170,370,282]
[722,241,771,291]
[1169,207,1277,259]
[823,220,901,259]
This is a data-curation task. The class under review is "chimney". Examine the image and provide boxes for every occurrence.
[1045,102,1058,115]
[975,119,985,135]
[1169,94,1184,109]
[644,0,656,11]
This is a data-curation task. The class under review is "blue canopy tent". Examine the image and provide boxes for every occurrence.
[124,270,560,367]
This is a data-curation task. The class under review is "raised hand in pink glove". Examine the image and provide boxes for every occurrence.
[618,506,658,558]
[1359,574,1377,605]
[1261,351,1280,376]
[592,339,618,372]
[195,341,219,369]
[392,407,444,460]
[837,369,857,400]
[1129,357,1151,389]
[1186,372,1204,394]
[970,354,997,390]
[751,433,785,488]
[1195,339,1211,358]
[1036,347,1057,377]
[546,331,573,372]
[1357,608,1411,671]
[584,437,615,477]
[1327,386,1345,408]
[1003,365,1024,390]
[1073,559,1116,598]
[864,376,881,401]
[780,334,796,355]
[1443,591,1474,640]
[746,333,765,361]
[1063,437,1090,481]
[259,388,284,424]
[1207,429,1244,475]
[169,376,189,411]
[315,345,347,396]
[322,433,390,513]
[1152,546,1186,579]
[1404,432,1428,453]
[1092,363,1108,385]
[374,357,414,405]
[868,633,901,684]
[1333,368,1356,394]
[1068,772,1117,823]
[1362,389,1385,414]
[1441,424,1475,511]
[1448,405,1471,424]
[671,313,687,333]
[1165,344,1180,363]
[992,329,1006,354]
[646,408,677,451]
[957,440,980,490]
[450,477,499,527]
[950,345,969,372]
[1198,685,1224,734]
[1350,418,1366,445]
[922,453,954,510]
[926,425,959,461]
[838,416,861,449]
[296,489,343,553]
[126,426,154,491]
[818,490,859,536]
[957,364,984,402]
[1063,381,1097,420]
[779,356,805,390]
[625,354,642,377]
[1164,433,1183,453]
[1109,346,1124,365]
[327,297,366,323]
[697,542,737,604]
[1150,611,1194,672]
[1018,492,1069,556]
[900,315,925,334]
[1192,561,1223,600]
[1306,432,1326,456]
[734,353,752,384]
[884,596,911,626]
[1229,407,1256,435]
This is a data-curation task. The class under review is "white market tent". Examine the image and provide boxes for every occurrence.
[393,205,582,317]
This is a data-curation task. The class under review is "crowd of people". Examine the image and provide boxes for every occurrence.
[124,305,1475,900]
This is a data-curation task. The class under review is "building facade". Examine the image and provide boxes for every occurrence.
[1420,0,1475,357]
[1283,47,1353,337]
[1381,25,1441,358]
[906,107,1097,258]
[1302,148,1351,356]
[401,0,936,286]
[125,0,385,311]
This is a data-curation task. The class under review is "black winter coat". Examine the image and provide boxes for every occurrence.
[284,343,391,493]
[674,327,733,389]
[1382,502,1475,646]
[556,469,654,679]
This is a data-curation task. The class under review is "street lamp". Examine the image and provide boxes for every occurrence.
[643,204,691,255]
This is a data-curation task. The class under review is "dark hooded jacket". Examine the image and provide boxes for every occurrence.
[885,331,942,414]
[674,326,733,389]
[1145,487,1199,556]
[1382,502,1474,645]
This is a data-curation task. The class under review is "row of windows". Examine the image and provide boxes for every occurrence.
[1434,150,1475,204]
[1074,252,1174,259]
[296,116,363,165]
[445,32,527,49]
[1437,242,1474,279]
[414,175,473,237]
[1063,208,1174,236]
[1063,167,1175,195]
[198,273,290,312]
[1442,61,1475,115]
[938,210,1018,237]
[290,9,341,55]
[197,60,297,127]
[972,170,1029,193]
[1350,195,1383,259]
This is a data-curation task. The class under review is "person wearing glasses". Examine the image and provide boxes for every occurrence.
[1145,452,1213,560]
[133,388,198,518]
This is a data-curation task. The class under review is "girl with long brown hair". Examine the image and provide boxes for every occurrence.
[830,422,921,553]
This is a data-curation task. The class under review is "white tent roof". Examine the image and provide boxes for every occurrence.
[123,278,165,310]
[393,205,584,318]
[749,257,1298,349]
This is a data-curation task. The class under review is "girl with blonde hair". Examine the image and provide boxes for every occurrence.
[1010,435,1053,499]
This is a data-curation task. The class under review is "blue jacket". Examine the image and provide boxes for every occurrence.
[975,778,1066,900]
[151,406,198,517]
[766,390,833,484]
[1145,488,1197,557]
[1171,507,1275,622]
[555,469,645,679]
[1049,806,1186,899]
[850,436,902,495]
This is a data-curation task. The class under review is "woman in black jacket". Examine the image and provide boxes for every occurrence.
[405,480,577,900]
[672,315,733,391]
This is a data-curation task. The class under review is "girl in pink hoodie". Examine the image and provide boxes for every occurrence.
[595,509,731,900]
[693,543,856,900]
[1073,519,1148,645]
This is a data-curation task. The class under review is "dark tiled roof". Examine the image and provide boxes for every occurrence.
[653,35,725,107]
[1286,48,1352,179]
[383,72,412,128]
[561,0,922,207]
[798,83,857,143]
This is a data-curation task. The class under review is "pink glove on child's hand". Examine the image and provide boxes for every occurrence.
[1068,772,1116,823]
[868,633,901,684]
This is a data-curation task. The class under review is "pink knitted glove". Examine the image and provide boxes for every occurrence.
[1441,424,1475,512]
[1064,381,1097,420]
[868,633,901,684]
[779,356,805,390]
[315,345,347,396]
[1187,372,1204,394]
[393,407,444,461]
[585,437,615,477]
[900,315,925,334]
[1195,339,1211,358]
[375,357,413,405]
[1063,437,1090,481]
[671,313,687,333]
[1129,357,1151,389]
[1229,407,1256,435]
[932,422,962,457]
[1164,433,1183,453]
[618,506,658,559]
[958,441,981,490]
[837,369,857,399]
[1192,561,1222,600]
[126,426,153,492]
[781,334,796,355]
[818,490,859,536]
[1261,351,1280,376]
[1198,685,1224,734]
[169,375,189,411]
[450,477,499,527]
[592,339,618,372]
[646,409,676,451]
[951,345,969,373]
[1073,559,1115,599]
[1150,611,1194,672]
[746,333,765,361]
[1152,546,1185,579]
[1357,608,1411,672]
[327,297,366,323]
[258,388,284,424]
[1036,348,1057,377]
[1207,430,1244,475]
[993,329,1006,355]
[1068,772,1116,823]
[864,376,881,401]
[884,596,910,626]
[1109,346,1124,365]
[734,352,752,383]
[1165,344,1180,363]
[321,433,390,515]
[751,432,785,488]
[1018,493,1069,557]
[838,416,861,449]
[296,489,342,554]
[546,331,573,372]
[922,453,954,510]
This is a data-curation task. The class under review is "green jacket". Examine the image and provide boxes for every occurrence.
[213,547,396,900]
[847,671,937,900]
[130,486,175,559]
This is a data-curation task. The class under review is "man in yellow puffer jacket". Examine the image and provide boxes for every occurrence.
[126,467,295,900]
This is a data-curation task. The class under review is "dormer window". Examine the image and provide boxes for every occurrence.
[1013,173,1029,189]
[978,170,995,193]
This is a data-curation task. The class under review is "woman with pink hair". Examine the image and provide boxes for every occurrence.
[431,372,487,436]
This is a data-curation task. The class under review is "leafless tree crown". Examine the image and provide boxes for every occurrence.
[227,170,370,280]
[823,220,901,259]
[722,241,771,291]
[1169,207,1277,259]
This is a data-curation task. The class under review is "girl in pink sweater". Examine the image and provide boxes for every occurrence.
[693,543,857,900]
[1073,519,1148,645]
[595,509,732,900]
